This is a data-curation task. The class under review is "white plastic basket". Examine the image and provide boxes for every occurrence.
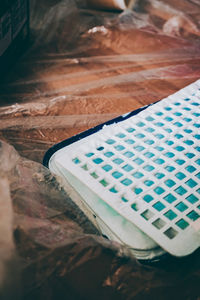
[48,80,200,258]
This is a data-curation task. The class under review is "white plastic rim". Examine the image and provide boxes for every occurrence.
[87,0,136,10]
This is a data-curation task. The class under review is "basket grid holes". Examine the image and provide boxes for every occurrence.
[70,95,200,241]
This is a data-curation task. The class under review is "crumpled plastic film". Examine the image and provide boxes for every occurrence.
[0,0,200,298]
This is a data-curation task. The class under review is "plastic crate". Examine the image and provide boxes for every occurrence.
[44,80,200,258]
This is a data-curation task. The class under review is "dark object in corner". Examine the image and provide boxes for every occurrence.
[0,0,29,80]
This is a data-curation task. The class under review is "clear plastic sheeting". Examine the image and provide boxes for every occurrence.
[0,1,200,163]
[0,0,200,298]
